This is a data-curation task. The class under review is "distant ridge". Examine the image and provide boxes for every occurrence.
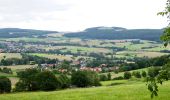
[0,28,58,38]
[64,27,163,41]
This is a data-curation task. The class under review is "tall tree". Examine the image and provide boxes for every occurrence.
[147,0,170,98]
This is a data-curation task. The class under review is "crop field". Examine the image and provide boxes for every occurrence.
[0,53,22,60]
[29,53,73,61]
[60,46,112,54]
[1,36,169,60]
[0,80,169,100]
[116,51,169,58]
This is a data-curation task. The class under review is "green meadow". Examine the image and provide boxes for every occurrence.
[0,80,169,100]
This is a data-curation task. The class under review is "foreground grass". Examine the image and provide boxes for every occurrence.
[0,80,170,100]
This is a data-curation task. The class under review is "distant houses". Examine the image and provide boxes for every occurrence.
[37,60,120,73]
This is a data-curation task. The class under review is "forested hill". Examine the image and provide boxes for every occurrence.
[64,27,163,41]
[0,28,58,38]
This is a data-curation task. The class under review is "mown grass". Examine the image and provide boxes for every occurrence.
[0,80,170,100]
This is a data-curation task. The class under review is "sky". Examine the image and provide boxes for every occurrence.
[0,0,168,32]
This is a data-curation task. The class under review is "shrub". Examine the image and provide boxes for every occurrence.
[100,74,108,81]
[142,71,147,77]
[14,80,28,92]
[132,71,141,78]
[71,71,101,87]
[124,71,131,79]
[36,71,61,91]
[58,74,71,89]
[148,67,161,78]
[107,73,112,80]
[112,76,124,80]
[15,68,40,91]
[1,67,13,74]
[0,76,11,93]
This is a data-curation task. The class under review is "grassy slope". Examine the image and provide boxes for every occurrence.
[0,80,170,100]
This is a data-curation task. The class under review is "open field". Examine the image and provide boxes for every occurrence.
[0,80,169,100]
[116,51,169,58]
[102,67,149,78]
[0,53,22,60]
[1,37,169,60]
[29,53,73,61]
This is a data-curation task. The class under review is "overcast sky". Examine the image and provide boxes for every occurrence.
[0,0,167,31]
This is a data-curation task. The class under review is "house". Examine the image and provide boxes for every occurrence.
[39,64,57,71]
[58,69,68,73]
[80,67,102,72]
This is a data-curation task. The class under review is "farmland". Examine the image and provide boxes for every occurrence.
[0,36,169,61]
[0,33,170,100]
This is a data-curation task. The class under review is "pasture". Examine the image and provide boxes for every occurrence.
[0,80,169,100]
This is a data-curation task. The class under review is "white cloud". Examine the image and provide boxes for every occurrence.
[0,0,168,31]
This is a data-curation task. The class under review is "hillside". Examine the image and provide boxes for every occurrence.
[0,28,58,38]
[0,80,169,100]
[64,27,163,41]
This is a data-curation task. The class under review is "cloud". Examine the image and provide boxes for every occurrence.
[0,0,71,14]
[0,0,168,31]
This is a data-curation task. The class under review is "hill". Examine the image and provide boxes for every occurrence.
[0,80,169,100]
[64,27,163,41]
[0,28,58,38]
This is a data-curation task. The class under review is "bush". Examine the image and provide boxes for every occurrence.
[100,74,108,81]
[107,73,112,80]
[142,71,147,77]
[15,68,39,91]
[132,71,141,78]
[1,67,13,74]
[71,71,101,87]
[14,80,29,92]
[0,76,11,93]
[58,74,71,89]
[124,72,131,79]
[112,76,124,80]
[148,67,161,78]
[36,71,61,91]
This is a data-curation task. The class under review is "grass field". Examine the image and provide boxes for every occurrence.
[0,80,169,100]
[101,67,149,79]
[29,53,73,61]
[116,51,169,58]
[0,53,22,60]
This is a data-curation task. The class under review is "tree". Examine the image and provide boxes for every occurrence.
[100,74,108,81]
[15,68,40,91]
[159,0,170,47]
[58,74,71,89]
[124,72,131,79]
[132,71,141,78]
[71,71,100,87]
[147,1,170,98]
[0,76,11,93]
[142,71,147,77]
[36,71,61,91]
[107,73,112,80]
[148,67,161,78]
